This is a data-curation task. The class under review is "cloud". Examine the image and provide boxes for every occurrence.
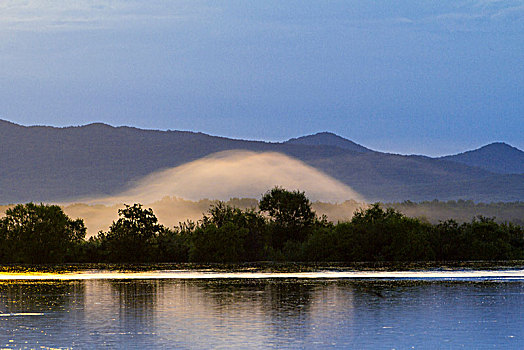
[0,0,218,31]
[416,1,524,31]
[491,5,524,20]
[2,1,522,34]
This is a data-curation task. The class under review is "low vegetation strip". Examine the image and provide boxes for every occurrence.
[1,188,523,264]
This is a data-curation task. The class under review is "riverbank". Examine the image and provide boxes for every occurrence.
[1,260,523,274]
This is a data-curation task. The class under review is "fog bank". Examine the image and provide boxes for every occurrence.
[59,198,366,237]
[2,151,366,236]
[65,150,366,236]
[83,151,364,205]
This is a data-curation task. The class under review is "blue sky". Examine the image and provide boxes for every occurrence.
[1,1,523,155]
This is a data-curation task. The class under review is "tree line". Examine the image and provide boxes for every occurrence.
[1,187,523,264]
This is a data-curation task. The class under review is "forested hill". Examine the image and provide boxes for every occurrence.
[284,132,372,153]
[0,119,523,203]
[440,142,524,174]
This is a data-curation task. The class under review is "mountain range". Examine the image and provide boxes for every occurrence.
[0,119,522,204]
[440,142,524,175]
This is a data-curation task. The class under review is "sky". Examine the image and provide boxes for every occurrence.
[0,0,523,156]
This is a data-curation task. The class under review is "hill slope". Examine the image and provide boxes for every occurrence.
[285,132,372,153]
[440,142,524,174]
[0,120,522,203]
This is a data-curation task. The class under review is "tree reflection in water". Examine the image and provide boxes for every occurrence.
[0,279,522,349]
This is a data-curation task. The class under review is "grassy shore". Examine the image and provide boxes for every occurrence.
[1,260,523,274]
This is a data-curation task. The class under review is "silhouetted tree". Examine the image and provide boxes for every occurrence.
[156,221,194,262]
[202,202,267,260]
[259,187,316,248]
[1,196,522,264]
[349,204,434,261]
[190,222,248,263]
[0,203,86,263]
[103,204,164,262]
[432,219,463,260]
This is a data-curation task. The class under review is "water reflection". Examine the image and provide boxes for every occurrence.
[0,281,85,348]
[0,279,522,349]
[191,279,317,347]
[0,280,84,313]
[109,279,160,318]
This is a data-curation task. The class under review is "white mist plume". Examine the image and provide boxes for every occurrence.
[86,150,365,205]
[61,151,365,236]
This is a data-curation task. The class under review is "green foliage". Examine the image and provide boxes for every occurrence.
[189,202,267,262]
[432,219,464,260]
[460,216,517,260]
[101,204,164,262]
[260,187,315,228]
[303,226,340,261]
[0,194,522,264]
[156,222,193,262]
[365,204,433,261]
[0,203,86,263]
[430,216,523,261]
[190,223,248,263]
[260,187,316,248]
[303,204,436,262]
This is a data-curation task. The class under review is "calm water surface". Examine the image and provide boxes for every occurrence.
[0,274,523,349]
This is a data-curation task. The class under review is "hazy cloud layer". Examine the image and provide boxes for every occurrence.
[2,1,522,31]
[0,1,215,30]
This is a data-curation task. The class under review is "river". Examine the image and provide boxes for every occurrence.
[1,269,523,349]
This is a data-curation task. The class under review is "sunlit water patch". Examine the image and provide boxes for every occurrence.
[0,269,523,280]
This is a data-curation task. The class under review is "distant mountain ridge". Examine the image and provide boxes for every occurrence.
[440,142,524,175]
[285,132,372,153]
[0,119,522,203]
